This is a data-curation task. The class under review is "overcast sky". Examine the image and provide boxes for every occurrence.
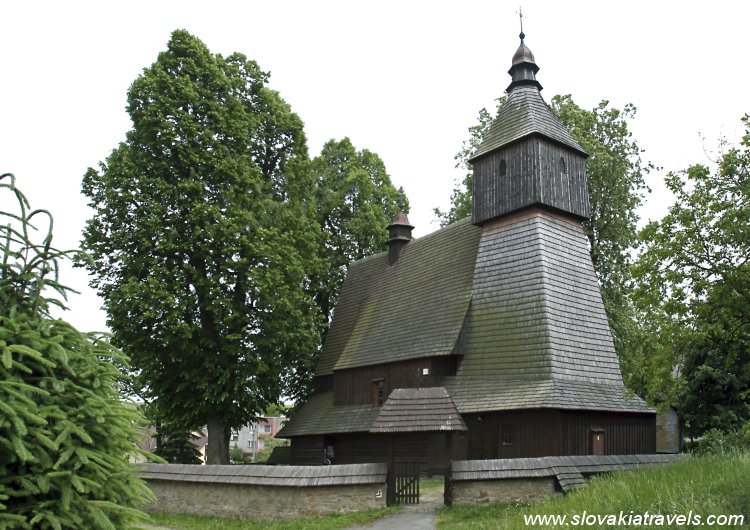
[1,1,748,332]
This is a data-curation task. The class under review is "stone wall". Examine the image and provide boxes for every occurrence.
[448,454,682,506]
[656,408,682,453]
[451,477,557,506]
[145,479,386,520]
[138,462,386,521]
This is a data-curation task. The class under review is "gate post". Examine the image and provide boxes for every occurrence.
[386,434,395,506]
[444,431,453,506]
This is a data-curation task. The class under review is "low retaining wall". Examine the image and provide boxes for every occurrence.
[450,454,682,506]
[137,463,387,520]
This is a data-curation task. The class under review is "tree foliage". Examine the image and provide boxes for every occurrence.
[436,96,652,389]
[310,138,407,326]
[549,96,653,391]
[434,105,498,225]
[633,115,750,434]
[80,30,321,464]
[0,174,153,529]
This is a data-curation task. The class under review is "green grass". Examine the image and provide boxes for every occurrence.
[438,450,750,529]
[422,476,446,491]
[142,506,399,530]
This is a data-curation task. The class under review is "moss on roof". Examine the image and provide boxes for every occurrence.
[316,218,482,375]
[276,392,380,438]
[470,85,586,162]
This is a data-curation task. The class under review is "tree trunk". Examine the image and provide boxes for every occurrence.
[206,414,229,464]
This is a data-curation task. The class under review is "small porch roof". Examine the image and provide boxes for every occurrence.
[369,387,467,433]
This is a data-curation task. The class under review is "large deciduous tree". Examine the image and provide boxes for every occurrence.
[80,30,320,464]
[310,138,407,327]
[633,115,750,434]
[436,96,652,389]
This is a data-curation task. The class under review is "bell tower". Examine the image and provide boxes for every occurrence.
[470,32,590,225]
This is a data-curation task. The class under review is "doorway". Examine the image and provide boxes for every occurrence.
[590,429,605,455]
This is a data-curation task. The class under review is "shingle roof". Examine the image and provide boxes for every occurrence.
[276,392,379,438]
[443,377,651,414]
[457,209,626,386]
[283,210,652,438]
[370,387,467,433]
[452,454,683,492]
[469,85,586,162]
[136,462,386,487]
[317,218,482,375]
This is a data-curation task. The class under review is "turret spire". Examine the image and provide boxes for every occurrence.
[507,16,541,92]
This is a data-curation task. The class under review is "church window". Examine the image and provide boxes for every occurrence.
[560,157,567,176]
[499,159,507,177]
[501,423,514,445]
[372,379,385,406]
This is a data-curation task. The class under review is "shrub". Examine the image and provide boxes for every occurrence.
[691,424,750,455]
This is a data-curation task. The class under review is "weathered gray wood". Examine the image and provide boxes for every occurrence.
[451,454,682,492]
[370,387,467,433]
[472,138,589,225]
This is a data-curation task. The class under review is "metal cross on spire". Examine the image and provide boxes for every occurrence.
[518,6,525,39]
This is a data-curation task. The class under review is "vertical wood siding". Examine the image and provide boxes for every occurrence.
[472,137,589,225]
[463,409,655,458]
[289,410,654,466]
[333,356,459,406]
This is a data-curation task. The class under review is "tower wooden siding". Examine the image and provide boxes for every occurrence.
[472,137,589,225]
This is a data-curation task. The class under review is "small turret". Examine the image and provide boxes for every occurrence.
[387,212,413,265]
[507,32,542,92]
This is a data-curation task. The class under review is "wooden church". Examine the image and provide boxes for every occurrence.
[277,32,656,470]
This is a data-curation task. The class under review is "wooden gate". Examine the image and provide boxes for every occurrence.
[387,462,420,505]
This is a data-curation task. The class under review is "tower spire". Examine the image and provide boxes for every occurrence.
[507,17,540,93]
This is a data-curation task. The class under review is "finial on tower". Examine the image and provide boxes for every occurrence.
[508,9,540,92]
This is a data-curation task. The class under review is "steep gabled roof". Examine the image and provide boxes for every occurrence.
[469,85,586,162]
[316,218,482,375]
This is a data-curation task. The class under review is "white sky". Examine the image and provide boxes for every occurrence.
[1,1,748,332]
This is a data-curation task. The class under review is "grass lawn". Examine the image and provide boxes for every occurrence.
[437,450,750,529]
[142,506,398,530]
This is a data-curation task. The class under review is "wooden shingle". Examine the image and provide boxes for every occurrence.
[136,462,387,487]
[369,387,467,433]
[277,392,378,437]
[452,454,682,492]
[469,85,586,162]
[322,218,482,373]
